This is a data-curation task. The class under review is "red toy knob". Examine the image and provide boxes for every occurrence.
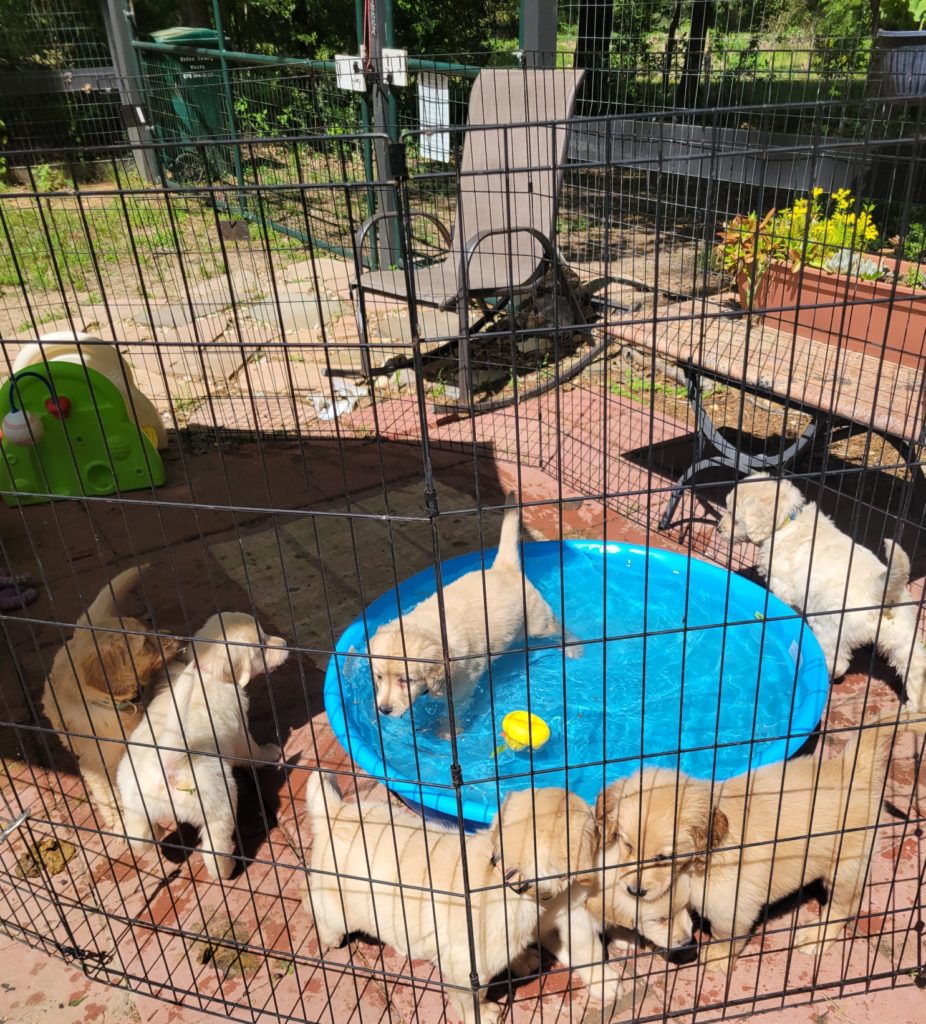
[44,396,72,419]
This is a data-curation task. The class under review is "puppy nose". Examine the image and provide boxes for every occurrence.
[378,704,394,716]
[627,882,647,898]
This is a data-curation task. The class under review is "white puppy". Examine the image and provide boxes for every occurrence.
[117,612,288,879]
[304,781,623,1024]
[368,494,579,723]
[717,473,924,705]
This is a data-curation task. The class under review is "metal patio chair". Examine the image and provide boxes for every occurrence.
[352,67,588,409]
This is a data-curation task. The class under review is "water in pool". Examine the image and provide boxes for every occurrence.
[327,541,829,825]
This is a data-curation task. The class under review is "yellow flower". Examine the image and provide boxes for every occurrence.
[812,187,824,197]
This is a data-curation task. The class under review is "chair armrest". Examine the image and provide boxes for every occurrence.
[458,226,555,294]
[355,210,452,256]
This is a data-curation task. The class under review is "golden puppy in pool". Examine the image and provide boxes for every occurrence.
[367,494,579,728]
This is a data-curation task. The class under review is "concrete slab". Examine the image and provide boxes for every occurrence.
[245,357,331,396]
[139,271,265,329]
[247,287,344,338]
[208,481,493,657]
[283,256,356,300]
[371,306,457,345]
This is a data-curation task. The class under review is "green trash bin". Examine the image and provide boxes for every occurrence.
[147,26,235,181]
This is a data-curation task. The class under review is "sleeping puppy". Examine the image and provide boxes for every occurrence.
[368,494,579,725]
[117,612,288,880]
[596,711,926,974]
[304,782,623,1024]
[717,473,925,705]
[41,566,185,828]
[488,788,625,1010]
[586,849,697,965]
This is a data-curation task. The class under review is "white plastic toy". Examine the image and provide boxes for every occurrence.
[1,408,44,446]
[13,332,167,449]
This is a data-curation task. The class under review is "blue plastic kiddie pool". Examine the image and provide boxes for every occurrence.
[324,541,829,830]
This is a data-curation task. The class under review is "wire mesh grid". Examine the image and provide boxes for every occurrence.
[0,0,124,158]
[1,67,926,1024]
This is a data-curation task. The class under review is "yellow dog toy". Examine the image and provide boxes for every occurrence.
[495,711,551,755]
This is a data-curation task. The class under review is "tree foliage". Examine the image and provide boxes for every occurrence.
[135,0,518,57]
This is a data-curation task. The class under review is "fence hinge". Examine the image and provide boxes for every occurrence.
[55,942,113,964]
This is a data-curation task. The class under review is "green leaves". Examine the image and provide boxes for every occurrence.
[910,0,926,29]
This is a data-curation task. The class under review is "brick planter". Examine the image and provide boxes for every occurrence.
[737,260,926,368]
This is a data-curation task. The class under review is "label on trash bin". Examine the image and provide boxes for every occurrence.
[419,72,450,163]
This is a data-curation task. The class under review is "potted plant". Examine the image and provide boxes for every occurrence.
[715,188,926,368]
[871,0,926,99]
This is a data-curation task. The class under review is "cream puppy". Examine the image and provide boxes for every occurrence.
[597,711,926,974]
[586,852,697,964]
[41,566,184,828]
[304,782,623,1024]
[117,612,288,879]
[489,788,626,1010]
[368,495,579,723]
[717,473,925,705]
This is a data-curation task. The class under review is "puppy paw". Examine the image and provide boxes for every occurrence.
[564,632,585,659]
[317,930,347,951]
[437,721,463,740]
[580,975,625,1014]
[204,852,236,881]
[258,742,282,764]
[701,944,734,976]
[794,924,836,960]
[511,944,542,978]
[475,1002,502,1024]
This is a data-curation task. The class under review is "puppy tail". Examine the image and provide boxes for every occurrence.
[882,540,911,604]
[306,770,342,824]
[492,493,522,571]
[78,565,148,626]
[850,709,926,775]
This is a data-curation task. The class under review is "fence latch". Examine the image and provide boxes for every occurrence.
[387,142,407,182]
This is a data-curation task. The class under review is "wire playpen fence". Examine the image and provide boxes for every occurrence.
[1,70,925,1024]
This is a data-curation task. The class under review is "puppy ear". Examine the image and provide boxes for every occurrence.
[423,660,447,696]
[75,632,138,699]
[579,808,601,868]
[149,633,185,663]
[595,781,623,846]
[136,634,174,675]
[202,642,253,688]
[416,635,446,696]
[690,805,728,855]
[708,806,728,847]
